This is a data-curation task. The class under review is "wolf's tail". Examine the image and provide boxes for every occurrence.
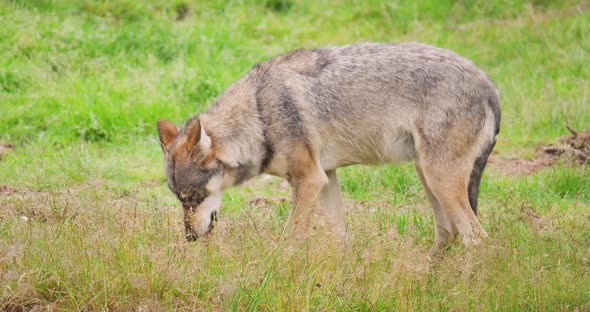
[468,95,500,215]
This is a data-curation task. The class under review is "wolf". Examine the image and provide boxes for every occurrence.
[156,42,500,254]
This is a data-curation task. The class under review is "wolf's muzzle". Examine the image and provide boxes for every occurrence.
[185,211,218,242]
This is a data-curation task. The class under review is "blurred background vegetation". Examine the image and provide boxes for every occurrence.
[1,0,588,147]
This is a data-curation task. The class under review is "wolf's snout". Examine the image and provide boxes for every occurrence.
[185,210,218,242]
[185,232,198,242]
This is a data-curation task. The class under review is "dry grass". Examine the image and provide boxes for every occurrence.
[1,0,589,310]
[2,169,589,310]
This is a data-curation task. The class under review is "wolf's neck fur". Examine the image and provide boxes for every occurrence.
[200,77,268,185]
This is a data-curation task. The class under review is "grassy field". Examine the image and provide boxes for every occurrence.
[1,0,589,310]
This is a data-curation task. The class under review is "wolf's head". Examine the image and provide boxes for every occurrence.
[157,117,230,241]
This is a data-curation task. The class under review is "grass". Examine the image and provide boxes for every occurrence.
[1,0,589,310]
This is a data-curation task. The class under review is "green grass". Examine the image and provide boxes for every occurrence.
[1,0,589,310]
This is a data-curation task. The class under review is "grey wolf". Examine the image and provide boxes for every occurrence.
[156,42,500,255]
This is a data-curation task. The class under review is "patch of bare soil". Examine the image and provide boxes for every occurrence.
[488,154,553,177]
[0,185,52,222]
[489,126,589,177]
[540,126,590,165]
[0,185,19,196]
[0,141,14,159]
[0,181,111,223]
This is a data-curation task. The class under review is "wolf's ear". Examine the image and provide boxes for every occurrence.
[198,123,212,154]
[157,119,178,153]
[184,118,201,153]
[185,118,211,154]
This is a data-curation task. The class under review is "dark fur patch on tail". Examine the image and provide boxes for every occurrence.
[468,138,495,215]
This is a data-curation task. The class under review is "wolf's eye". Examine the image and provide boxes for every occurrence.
[178,192,193,202]
[178,191,206,207]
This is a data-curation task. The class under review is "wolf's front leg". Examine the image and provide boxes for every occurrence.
[289,173,328,238]
[287,147,329,238]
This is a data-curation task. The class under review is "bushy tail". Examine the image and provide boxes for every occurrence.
[468,95,500,215]
[468,139,495,215]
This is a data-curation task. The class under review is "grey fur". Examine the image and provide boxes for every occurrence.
[239,42,500,168]
[158,42,501,249]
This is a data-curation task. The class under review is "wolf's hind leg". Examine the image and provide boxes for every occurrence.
[415,161,455,256]
[320,170,347,240]
[418,159,488,250]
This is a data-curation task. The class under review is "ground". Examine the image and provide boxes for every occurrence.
[1,1,589,311]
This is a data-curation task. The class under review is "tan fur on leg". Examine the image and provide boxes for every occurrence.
[415,162,456,257]
[418,160,488,250]
[320,170,347,241]
[287,144,328,238]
